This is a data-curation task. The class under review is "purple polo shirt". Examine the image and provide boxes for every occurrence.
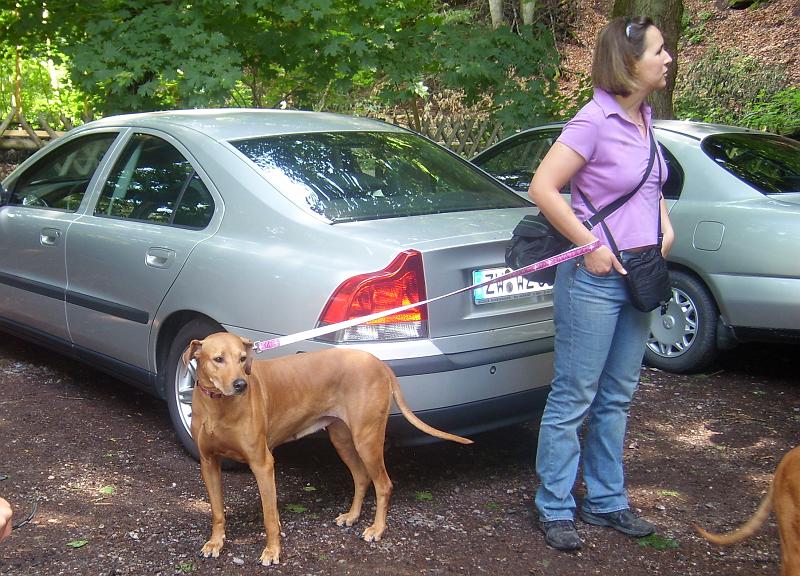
[557,88,667,251]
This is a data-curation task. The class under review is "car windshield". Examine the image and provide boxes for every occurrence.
[702,133,800,194]
[232,131,529,222]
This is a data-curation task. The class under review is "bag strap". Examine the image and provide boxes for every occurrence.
[580,129,657,231]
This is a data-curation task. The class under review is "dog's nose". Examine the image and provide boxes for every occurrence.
[233,379,247,394]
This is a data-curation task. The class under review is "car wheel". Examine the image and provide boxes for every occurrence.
[165,318,223,460]
[644,270,718,374]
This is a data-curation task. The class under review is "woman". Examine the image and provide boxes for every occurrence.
[529,16,675,551]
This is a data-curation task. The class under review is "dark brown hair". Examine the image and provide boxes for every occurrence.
[591,16,655,97]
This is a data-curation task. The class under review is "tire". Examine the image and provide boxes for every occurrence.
[644,270,718,374]
[164,318,223,460]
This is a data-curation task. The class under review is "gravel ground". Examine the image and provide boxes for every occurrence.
[0,333,798,575]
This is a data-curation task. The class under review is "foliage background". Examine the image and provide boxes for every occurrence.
[1,0,798,137]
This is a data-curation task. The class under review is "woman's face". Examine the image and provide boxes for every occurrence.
[635,26,673,93]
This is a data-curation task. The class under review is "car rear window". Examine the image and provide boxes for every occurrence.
[232,131,529,223]
[701,133,800,194]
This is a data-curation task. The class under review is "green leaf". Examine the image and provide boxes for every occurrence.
[67,539,89,548]
[414,491,433,502]
[302,485,317,492]
[285,503,308,513]
[99,485,116,495]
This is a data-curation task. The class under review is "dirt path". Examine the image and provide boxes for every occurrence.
[0,334,797,575]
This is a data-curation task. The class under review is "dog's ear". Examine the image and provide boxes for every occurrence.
[182,339,203,367]
[241,337,254,375]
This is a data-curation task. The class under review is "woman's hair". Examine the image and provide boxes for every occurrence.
[591,16,655,97]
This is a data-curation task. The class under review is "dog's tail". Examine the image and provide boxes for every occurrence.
[693,483,773,545]
[387,369,473,445]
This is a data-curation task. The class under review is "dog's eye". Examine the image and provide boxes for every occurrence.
[213,356,224,363]
[240,356,247,364]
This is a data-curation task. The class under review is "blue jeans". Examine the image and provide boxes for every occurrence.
[535,255,649,522]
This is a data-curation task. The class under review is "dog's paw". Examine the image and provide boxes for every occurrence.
[361,525,385,542]
[200,539,224,558]
[335,512,360,527]
[259,546,281,566]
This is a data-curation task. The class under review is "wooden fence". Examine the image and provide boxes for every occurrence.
[0,108,72,152]
[389,114,506,157]
[0,108,506,158]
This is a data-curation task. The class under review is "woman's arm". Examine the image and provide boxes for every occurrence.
[528,143,592,245]
[529,142,626,276]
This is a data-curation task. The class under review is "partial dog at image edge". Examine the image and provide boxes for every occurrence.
[185,332,472,566]
[694,445,800,576]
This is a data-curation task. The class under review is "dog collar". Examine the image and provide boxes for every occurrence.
[196,383,223,399]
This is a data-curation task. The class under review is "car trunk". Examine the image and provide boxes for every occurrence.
[339,208,554,351]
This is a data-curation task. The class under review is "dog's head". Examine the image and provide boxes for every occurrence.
[183,332,254,397]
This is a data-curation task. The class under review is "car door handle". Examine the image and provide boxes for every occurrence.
[145,247,176,269]
[40,227,62,246]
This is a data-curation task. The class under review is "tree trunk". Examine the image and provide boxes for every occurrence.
[612,0,683,119]
[14,45,24,115]
[489,0,505,28]
[522,1,536,25]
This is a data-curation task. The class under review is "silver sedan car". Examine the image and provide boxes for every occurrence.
[472,120,800,373]
[0,109,555,459]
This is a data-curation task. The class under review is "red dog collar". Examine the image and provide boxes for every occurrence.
[196,383,223,399]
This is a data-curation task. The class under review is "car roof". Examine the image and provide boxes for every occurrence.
[653,119,759,140]
[79,109,406,141]
[475,120,766,157]
[505,119,761,138]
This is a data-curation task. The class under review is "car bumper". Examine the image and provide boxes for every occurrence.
[386,385,550,446]
[384,338,554,445]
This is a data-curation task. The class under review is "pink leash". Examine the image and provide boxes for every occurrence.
[253,240,599,353]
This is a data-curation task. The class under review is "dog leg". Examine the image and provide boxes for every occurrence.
[773,451,800,576]
[353,434,393,542]
[199,454,226,558]
[250,453,282,566]
[328,420,371,528]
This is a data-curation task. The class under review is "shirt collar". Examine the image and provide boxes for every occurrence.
[592,88,653,125]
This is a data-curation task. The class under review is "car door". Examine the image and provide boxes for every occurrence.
[0,132,119,343]
[65,131,216,372]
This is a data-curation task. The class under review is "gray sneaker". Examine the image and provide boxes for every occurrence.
[579,508,655,537]
[539,520,583,551]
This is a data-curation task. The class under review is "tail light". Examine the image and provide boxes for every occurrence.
[317,250,428,343]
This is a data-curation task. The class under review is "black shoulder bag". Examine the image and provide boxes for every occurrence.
[505,133,657,286]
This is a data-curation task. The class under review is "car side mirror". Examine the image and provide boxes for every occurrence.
[0,183,9,206]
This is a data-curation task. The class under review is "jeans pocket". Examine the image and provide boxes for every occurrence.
[577,264,613,280]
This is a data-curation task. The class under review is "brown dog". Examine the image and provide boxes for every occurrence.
[185,332,472,566]
[694,445,800,576]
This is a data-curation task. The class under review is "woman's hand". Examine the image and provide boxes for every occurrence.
[583,245,627,276]
[0,497,12,543]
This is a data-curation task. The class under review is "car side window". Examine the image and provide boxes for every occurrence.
[95,133,214,228]
[659,144,684,200]
[476,130,560,193]
[8,133,118,211]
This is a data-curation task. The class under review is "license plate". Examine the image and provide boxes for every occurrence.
[472,267,552,305]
